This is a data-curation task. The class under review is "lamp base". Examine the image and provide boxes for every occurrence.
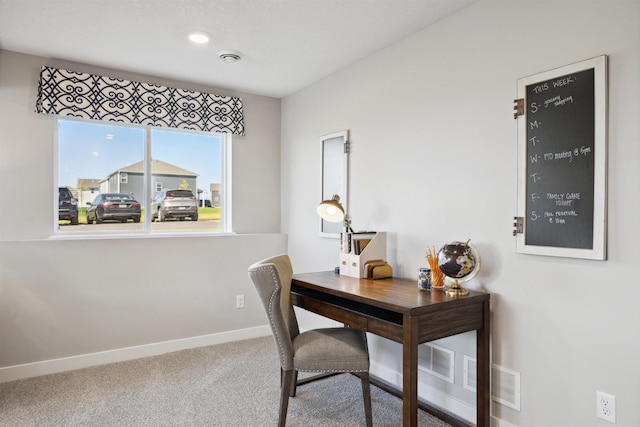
[445,280,469,297]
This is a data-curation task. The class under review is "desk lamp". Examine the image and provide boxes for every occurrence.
[317,195,354,233]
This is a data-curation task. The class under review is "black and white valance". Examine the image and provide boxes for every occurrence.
[36,66,245,135]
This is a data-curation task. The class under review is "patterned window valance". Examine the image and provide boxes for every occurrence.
[36,66,245,135]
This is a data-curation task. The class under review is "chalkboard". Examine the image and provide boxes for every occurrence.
[516,56,607,260]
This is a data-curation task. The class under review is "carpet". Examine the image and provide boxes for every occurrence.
[0,336,451,426]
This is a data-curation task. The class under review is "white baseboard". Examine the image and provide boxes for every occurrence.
[0,325,271,384]
[371,360,476,424]
[492,415,518,427]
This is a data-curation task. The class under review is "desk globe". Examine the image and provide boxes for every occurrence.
[436,240,480,296]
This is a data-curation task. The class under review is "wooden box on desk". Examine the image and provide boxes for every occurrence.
[339,232,387,278]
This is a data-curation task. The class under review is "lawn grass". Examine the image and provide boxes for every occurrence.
[197,207,221,221]
[61,207,220,225]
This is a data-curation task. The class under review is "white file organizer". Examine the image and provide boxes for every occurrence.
[339,232,387,278]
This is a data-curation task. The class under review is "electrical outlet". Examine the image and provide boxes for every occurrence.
[236,294,245,309]
[596,391,616,423]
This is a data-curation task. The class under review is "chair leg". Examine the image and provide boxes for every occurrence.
[290,370,299,397]
[360,372,373,427]
[279,369,294,427]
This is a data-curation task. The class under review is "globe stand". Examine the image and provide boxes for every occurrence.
[445,280,469,297]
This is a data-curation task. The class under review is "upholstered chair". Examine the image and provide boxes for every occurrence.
[248,254,373,427]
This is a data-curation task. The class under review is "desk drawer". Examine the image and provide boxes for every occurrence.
[368,318,403,342]
[418,303,484,342]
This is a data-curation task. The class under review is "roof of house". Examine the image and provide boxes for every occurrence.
[115,160,198,177]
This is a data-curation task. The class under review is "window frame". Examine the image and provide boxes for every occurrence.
[54,117,232,238]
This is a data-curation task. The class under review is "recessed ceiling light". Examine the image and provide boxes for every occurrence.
[218,50,242,63]
[188,31,210,44]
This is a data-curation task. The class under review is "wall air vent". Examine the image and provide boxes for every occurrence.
[463,355,477,392]
[418,343,454,383]
[492,364,521,411]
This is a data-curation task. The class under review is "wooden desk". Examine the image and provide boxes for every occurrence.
[291,272,490,427]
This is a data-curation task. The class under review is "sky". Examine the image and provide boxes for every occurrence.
[58,119,223,192]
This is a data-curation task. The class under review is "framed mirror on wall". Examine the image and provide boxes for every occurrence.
[319,130,349,238]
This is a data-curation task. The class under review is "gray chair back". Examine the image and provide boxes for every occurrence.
[248,254,300,371]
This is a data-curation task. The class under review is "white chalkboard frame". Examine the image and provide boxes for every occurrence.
[516,55,607,260]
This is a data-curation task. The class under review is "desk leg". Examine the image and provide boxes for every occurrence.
[477,300,491,427]
[402,315,419,427]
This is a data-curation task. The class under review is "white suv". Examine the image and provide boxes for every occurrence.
[151,189,198,222]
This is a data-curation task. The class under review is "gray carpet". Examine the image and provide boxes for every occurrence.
[0,336,451,426]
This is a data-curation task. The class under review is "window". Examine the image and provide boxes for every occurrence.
[57,118,230,235]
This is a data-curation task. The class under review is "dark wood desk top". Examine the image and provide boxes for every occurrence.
[292,271,489,316]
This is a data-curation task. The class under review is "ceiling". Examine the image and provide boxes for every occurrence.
[0,0,477,98]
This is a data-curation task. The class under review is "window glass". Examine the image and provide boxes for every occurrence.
[149,128,224,233]
[58,119,144,233]
[57,118,228,235]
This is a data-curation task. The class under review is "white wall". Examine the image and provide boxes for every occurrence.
[282,1,640,426]
[0,50,286,378]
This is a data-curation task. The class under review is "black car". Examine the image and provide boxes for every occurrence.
[86,193,141,224]
[58,187,78,225]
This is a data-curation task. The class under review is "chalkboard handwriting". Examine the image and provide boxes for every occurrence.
[538,146,592,163]
[530,94,575,113]
[530,102,539,113]
[532,82,549,94]
[531,76,575,94]
[556,210,578,215]
[554,210,579,224]
[544,97,559,108]
[540,209,578,224]
[546,192,581,207]
[552,75,575,88]
[578,146,592,155]
[533,76,576,93]
[544,95,574,108]
[555,96,574,107]
[553,150,573,161]
[530,120,542,129]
